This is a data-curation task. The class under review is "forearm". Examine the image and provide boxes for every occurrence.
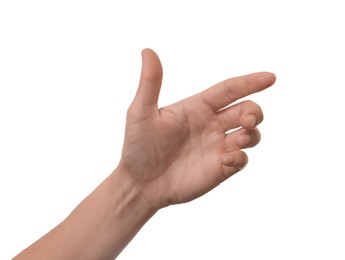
[14,167,156,260]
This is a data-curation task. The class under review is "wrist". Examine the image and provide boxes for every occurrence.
[109,166,158,217]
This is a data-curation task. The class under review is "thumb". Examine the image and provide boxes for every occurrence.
[134,48,163,107]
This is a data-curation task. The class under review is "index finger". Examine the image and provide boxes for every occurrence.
[200,72,276,111]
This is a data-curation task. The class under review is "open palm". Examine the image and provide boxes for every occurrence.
[119,49,276,210]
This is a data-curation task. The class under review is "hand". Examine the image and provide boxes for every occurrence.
[118,49,276,210]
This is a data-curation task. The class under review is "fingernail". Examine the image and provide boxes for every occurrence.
[247,115,256,128]
[239,134,252,147]
[222,154,235,166]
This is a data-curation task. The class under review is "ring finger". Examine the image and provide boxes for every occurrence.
[225,127,261,152]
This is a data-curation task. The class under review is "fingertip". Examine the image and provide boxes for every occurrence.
[222,150,248,168]
[222,153,235,166]
[141,48,156,57]
[140,48,163,81]
[236,134,253,148]
[141,48,151,64]
[238,151,249,168]
[258,72,276,86]
[247,114,257,128]
[222,151,249,178]
[241,114,259,130]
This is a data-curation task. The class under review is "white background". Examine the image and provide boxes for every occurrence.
[1,0,344,259]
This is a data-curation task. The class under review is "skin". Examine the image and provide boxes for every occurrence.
[14,49,276,259]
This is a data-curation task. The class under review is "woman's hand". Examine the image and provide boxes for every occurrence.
[118,49,276,210]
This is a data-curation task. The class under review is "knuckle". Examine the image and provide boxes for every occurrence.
[126,103,139,117]
[244,100,260,112]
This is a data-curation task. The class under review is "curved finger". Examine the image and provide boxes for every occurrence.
[200,72,276,111]
[225,127,261,152]
[221,150,249,178]
[216,100,264,132]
